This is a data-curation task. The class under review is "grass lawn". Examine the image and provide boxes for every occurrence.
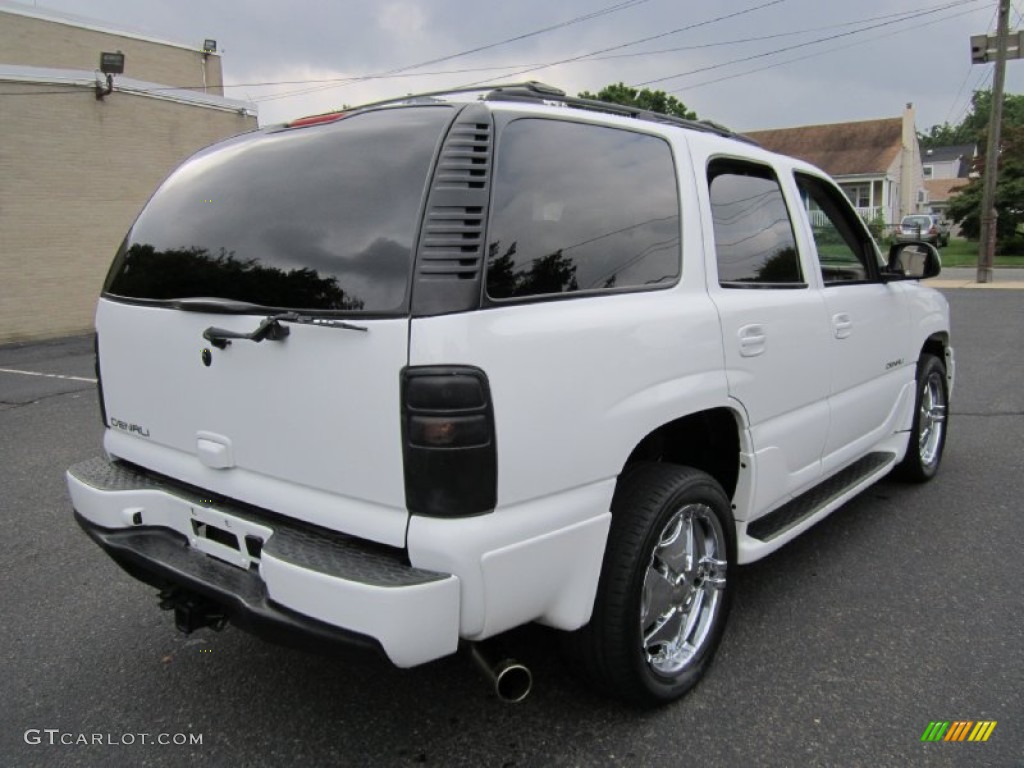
[936,238,1024,267]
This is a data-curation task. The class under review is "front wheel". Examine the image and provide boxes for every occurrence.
[895,353,949,482]
[565,463,734,705]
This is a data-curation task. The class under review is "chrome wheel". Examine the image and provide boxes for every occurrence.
[641,503,727,676]
[918,370,947,469]
[564,464,733,704]
[895,353,949,483]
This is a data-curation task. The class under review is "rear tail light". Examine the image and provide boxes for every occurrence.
[401,366,497,518]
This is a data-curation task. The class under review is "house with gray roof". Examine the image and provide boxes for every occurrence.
[922,143,976,180]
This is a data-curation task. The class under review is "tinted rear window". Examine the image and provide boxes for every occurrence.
[485,118,680,300]
[104,106,452,313]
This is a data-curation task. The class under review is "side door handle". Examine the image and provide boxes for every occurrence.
[832,313,853,340]
[738,323,766,357]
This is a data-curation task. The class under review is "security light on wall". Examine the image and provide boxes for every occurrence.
[99,52,124,74]
[96,51,124,100]
[203,39,217,53]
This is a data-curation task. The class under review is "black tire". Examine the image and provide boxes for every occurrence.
[564,463,734,705]
[895,353,949,482]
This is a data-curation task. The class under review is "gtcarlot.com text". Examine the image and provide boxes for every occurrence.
[24,729,203,746]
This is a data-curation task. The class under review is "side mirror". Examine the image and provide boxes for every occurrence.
[885,242,941,280]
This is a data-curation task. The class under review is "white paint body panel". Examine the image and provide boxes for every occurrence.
[96,299,410,546]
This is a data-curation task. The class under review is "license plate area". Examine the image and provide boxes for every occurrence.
[188,505,273,570]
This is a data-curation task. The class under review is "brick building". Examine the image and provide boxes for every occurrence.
[1,1,257,343]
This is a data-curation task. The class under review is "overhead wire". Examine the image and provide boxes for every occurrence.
[0,0,786,100]
[0,0,1003,107]
[666,4,986,94]
[451,0,790,88]
[254,0,652,103]
[943,4,1001,127]
[635,0,986,87]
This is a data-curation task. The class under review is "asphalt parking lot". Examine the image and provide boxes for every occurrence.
[1,289,1021,768]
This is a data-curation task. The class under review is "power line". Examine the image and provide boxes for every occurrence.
[636,0,985,87]
[0,0,787,101]
[235,1,984,96]
[0,0,999,106]
[667,4,986,95]
[255,0,652,103]
[942,4,999,124]
[452,0,791,88]
[591,3,984,61]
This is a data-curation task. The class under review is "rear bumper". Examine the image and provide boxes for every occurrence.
[894,233,940,245]
[74,512,385,659]
[67,457,460,667]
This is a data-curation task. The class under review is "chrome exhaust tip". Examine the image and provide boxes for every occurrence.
[470,643,533,703]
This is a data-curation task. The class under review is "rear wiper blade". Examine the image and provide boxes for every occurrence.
[277,312,368,333]
[172,297,273,314]
[202,312,367,349]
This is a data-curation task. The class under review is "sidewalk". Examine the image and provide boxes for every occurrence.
[926,266,1024,290]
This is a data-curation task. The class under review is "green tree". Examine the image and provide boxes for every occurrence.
[919,90,1024,149]
[946,122,1024,243]
[578,82,697,120]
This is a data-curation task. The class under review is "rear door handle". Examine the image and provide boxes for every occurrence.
[832,313,853,340]
[738,324,766,357]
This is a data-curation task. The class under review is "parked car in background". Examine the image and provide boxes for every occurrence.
[896,214,950,247]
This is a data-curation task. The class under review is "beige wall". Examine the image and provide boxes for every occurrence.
[0,11,223,94]
[0,82,255,343]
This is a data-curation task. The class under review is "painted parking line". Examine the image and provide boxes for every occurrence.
[0,367,97,384]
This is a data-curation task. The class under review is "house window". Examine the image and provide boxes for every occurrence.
[841,184,871,209]
[923,165,933,178]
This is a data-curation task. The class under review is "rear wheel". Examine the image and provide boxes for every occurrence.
[565,463,734,705]
[895,353,948,482]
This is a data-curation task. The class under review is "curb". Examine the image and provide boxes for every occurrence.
[925,279,1024,290]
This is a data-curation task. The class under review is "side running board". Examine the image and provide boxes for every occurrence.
[747,452,895,541]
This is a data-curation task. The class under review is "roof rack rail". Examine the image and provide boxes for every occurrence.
[285,81,757,146]
[483,84,757,145]
[339,81,567,114]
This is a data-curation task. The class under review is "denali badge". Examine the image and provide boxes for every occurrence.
[109,418,150,437]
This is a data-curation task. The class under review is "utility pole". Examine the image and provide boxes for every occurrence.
[976,0,1011,283]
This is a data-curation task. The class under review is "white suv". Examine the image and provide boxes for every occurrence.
[67,83,953,705]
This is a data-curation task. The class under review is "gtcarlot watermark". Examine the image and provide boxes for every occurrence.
[24,729,203,746]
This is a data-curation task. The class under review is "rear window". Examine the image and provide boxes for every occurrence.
[104,106,452,313]
[902,216,933,227]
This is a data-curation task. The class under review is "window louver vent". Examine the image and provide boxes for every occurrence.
[412,105,493,316]
[434,123,491,191]
[419,206,485,279]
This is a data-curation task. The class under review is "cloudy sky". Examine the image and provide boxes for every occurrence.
[23,0,1024,132]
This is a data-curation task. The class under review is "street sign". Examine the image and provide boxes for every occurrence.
[971,30,1023,64]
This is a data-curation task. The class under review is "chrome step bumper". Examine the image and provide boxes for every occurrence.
[68,457,460,667]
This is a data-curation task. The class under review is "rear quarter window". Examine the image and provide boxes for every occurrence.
[104,106,453,314]
[485,119,680,300]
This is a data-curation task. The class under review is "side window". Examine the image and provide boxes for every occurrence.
[485,119,680,300]
[796,173,880,285]
[707,160,803,287]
